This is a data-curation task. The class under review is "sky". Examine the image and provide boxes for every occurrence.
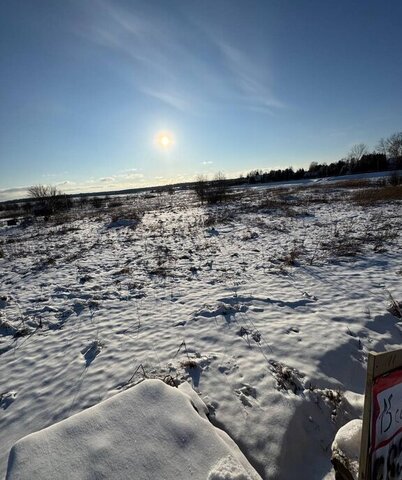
[1,0,402,200]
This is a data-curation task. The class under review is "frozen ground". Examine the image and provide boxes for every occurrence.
[1,181,401,479]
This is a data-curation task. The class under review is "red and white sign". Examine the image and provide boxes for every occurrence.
[371,369,402,479]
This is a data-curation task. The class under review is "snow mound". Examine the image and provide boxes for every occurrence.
[208,455,254,479]
[6,379,261,480]
[331,419,362,479]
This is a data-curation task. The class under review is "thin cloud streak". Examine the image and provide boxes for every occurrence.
[214,41,285,112]
[77,0,284,114]
[140,87,190,112]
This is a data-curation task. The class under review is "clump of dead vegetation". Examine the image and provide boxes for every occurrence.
[281,245,303,266]
[330,179,373,189]
[28,185,73,217]
[352,185,402,205]
[204,208,235,227]
[116,363,181,391]
[269,360,304,394]
[387,292,402,319]
[321,236,362,258]
[108,210,142,227]
[193,172,230,204]
[247,189,301,216]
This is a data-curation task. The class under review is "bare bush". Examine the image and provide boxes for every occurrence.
[209,171,229,203]
[28,185,72,217]
[28,185,60,199]
[193,175,208,203]
[193,172,229,204]
[91,197,103,209]
[204,209,235,227]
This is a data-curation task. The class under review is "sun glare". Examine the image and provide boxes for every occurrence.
[155,131,174,149]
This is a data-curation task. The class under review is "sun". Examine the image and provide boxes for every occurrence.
[155,131,174,149]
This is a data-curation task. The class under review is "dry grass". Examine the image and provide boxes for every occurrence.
[281,247,302,266]
[204,209,235,227]
[387,292,402,319]
[321,237,362,258]
[110,207,142,221]
[330,179,373,189]
[352,186,402,205]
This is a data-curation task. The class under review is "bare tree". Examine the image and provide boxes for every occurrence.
[386,132,402,158]
[375,138,388,156]
[349,143,368,161]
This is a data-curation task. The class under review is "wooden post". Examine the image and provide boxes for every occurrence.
[358,349,402,479]
[359,352,375,480]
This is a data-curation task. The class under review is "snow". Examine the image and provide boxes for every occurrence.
[6,379,261,480]
[234,169,401,191]
[208,455,255,480]
[331,419,362,479]
[1,180,401,479]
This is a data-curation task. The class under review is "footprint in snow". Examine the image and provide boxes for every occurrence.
[205,227,219,237]
[251,307,264,312]
[73,302,85,316]
[0,391,17,410]
[302,292,318,301]
[285,326,300,334]
[234,384,257,408]
[218,361,238,375]
[81,340,104,367]
[195,303,248,322]
[0,296,9,309]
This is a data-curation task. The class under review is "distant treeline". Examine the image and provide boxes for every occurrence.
[242,131,402,185]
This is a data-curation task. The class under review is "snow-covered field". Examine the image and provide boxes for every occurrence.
[7,379,262,480]
[1,181,401,479]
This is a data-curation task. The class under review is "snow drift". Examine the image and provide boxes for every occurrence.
[6,379,261,480]
[331,419,362,479]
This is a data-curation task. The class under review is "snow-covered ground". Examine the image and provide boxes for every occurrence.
[1,182,401,479]
[7,379,261,480]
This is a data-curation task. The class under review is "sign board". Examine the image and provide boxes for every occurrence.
[359,349,402,480]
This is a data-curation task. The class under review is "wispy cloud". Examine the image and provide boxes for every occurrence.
[56,180,75,186]
[89,171,145,189]
[75,0,283,114]
[0,171,148,201]
[140,87,190,112]
[0,186,29,201]
[214,41,284,112]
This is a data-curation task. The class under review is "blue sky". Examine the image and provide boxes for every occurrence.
[1,0,402,199]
